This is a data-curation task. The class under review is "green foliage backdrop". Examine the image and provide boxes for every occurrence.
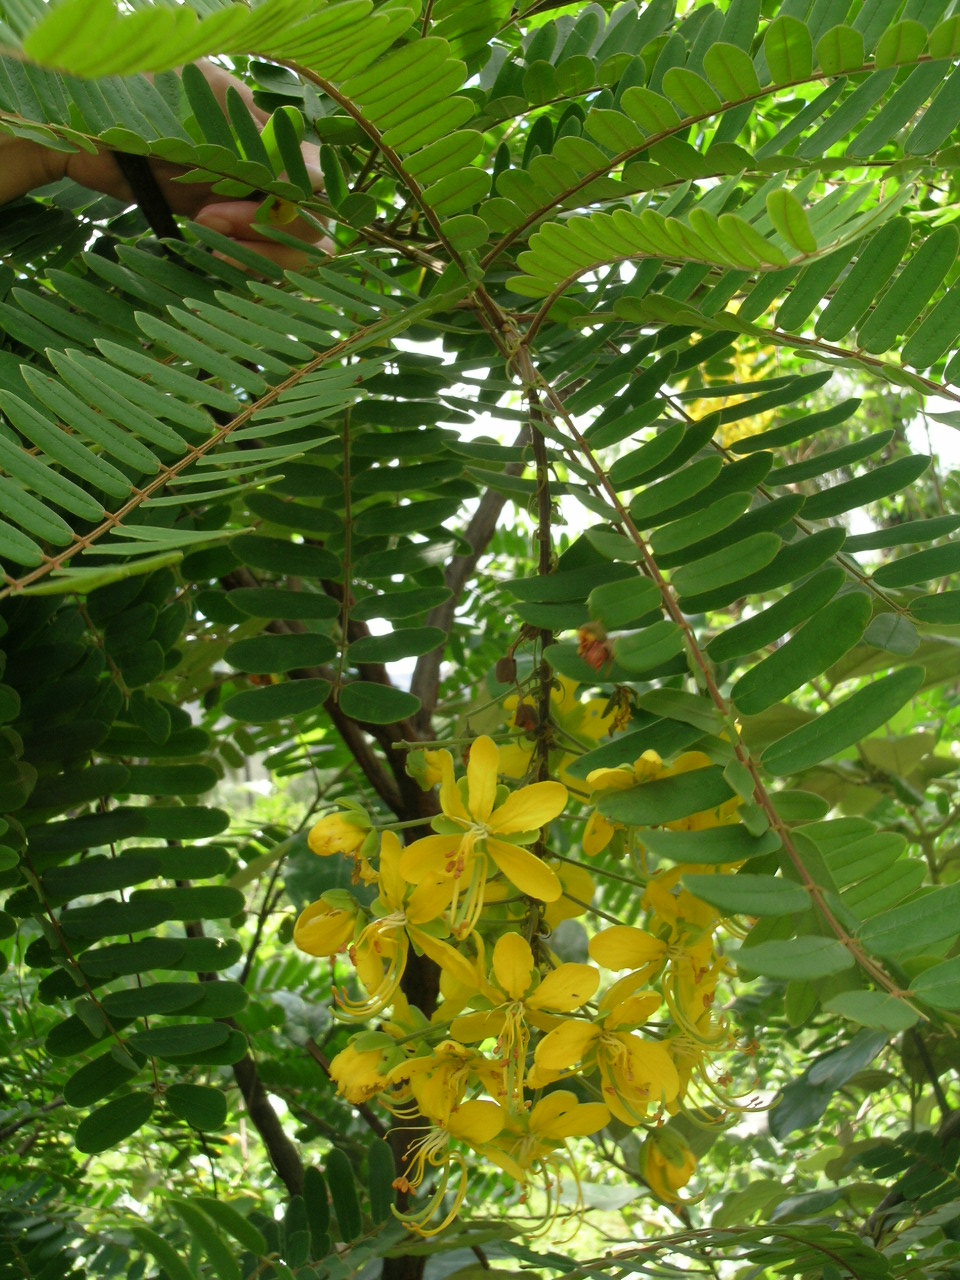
[1,0,960,1276]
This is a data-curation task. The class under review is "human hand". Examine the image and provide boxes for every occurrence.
[1,60,330,269]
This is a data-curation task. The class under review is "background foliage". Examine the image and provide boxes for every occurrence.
[1,0,960,1275]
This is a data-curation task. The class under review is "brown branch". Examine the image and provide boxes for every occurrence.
[410,425,531,728]
[231,1050,304,1197]
[184,921,304,1197]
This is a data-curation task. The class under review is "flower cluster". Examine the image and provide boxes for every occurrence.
[294,689,747,1234]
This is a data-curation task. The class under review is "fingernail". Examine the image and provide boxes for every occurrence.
[196,214,234,236]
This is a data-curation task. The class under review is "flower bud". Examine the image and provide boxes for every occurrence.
[307,809,371,858]
[293,889,363,957]
[640,1129,697,1202]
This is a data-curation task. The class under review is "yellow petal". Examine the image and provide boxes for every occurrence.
[409,926,480,989]
[531,1092,610,1139]
[400,834,460,883]
[527,962,598,1012]
[492,932,534,1000]
[405,876,454,925]
[466,735,499,823]
[293,901,356,957]
[376,830,405,911]
[604,990,662,1029]
[489,780,567,834]
[528,1089,580,1132]
[589,925,665,971]
[583,810,615,857]
[308,811,368,856]
[449,1010,505,1043]
[534,1019,599,1071]
[486,838,562,902]
[482,1143,526,1182]
[601,1034,680,1114]
[498,741,533,781]
[542,860,594,928]
[438,749,470,823]
[448,1099,505,1144]
[585,765,635,792]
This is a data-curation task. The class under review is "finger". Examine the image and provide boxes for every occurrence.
[197,198,328,242]
[193,200,272,241]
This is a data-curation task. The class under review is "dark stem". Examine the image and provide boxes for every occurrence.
[111,151,184,244]
[410,426,531,728]
[184,921,304,1197]
[525,402,554,953]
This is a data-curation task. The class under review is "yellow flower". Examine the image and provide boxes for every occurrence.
[481,1090,610,1183]
[406,748,447,791]
[450,932,598,1111]
[640,1128,698,1203]
[533,989,679,1125]
[328,1037,395,1105]
[388,1040,507,1124]
[337,831,456,1021]
[400,736,567,935]
[393,1100,505,1236]
[307,808,371,857]
[293,890,363,958]
[500,676,618,798]
[590,913,725,1044]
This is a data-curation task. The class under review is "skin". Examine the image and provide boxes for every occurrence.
[0,60,329,268]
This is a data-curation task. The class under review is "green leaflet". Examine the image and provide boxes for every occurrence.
[650,492,752,557]
[325,1149,362,1242]
[776,244,853,332]
[224,634,338,674]
[170,1198,239,1280]
[767,429,895,485]
[683,873,810,918]
[763,14,813,83]
[762,666,926,777]
[672,532,781,599]
[129,1226,198,1280]
[630,456,724,522]
[901,284,960,369]
[63,1049,142,1108]
[766,189,817,254]
[597,765,734,826]
[910,955,960,1009]
[821,991,918,1032]
[612,621,685,673]
[192,1198,267,1257]
[857,224,959,353]
[100,982,203,1019]
[859,882,960,961]
[801,455,930,521]
[639,826,782,864]
[906,61,960,154]
[815,24,865,75]
[815,218,912,342]
[587,578,661,629]
[871,540,960,587]
[75,1091,154,1155]
[338,682,420,725]
[736,937,854,980]
[731,593,873,716]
